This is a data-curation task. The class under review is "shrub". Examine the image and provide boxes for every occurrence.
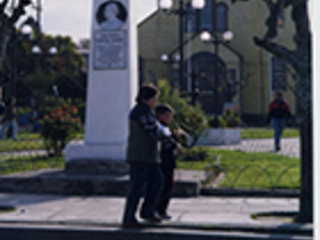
[222,108,242,127]
[40,104,82,156]
[157,80,207,147]
[179,147,210,162]
[208,115,227,128]
[208,108,242,128]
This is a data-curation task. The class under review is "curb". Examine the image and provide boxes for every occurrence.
[0,222,312,240]
[0,219,312,236]
[200,188,300,198]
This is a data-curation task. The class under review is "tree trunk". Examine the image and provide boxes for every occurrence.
[297,116,313,222]
[0,25,11,67]
[233,0,312,223]
[296,72,313,223]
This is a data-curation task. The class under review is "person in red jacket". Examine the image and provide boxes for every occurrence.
[267,91,292,151]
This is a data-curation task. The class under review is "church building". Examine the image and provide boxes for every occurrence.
[137,0,297,125]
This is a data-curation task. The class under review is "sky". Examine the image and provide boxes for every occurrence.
[23,0,158,44]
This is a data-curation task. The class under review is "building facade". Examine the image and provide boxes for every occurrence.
[137,0,297,125]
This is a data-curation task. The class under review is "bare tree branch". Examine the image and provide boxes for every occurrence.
[254,36,298,70]
[0,0,31,67]
[0,0,10,14]
[10,0,32,25]
[290,0,311,52]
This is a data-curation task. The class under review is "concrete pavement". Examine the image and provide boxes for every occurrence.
[0,193,303,227]
[0,193,313,240]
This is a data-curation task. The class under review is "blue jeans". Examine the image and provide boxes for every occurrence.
[272,118,286,149]
[122,163,164,223]
[0,120,18,140]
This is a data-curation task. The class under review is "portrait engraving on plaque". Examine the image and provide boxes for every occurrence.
[96,1,127,31]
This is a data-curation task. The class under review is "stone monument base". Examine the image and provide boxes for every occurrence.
[0,169,202,197]
[65,159,129,175]
[65,141,129,175]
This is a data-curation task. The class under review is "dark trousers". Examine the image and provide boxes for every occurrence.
[122,163,164,223]
[272,117,286,148]
[157,167,174,215]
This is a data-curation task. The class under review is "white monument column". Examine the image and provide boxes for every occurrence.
[65,0,137,174]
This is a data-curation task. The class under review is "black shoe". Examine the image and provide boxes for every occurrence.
[159,213,172,220]
[276,146,281,151]
[121,221,144,229]
[140,213,162,223]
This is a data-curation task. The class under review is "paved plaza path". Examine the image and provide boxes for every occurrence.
[0,138,300,159]
[215,138,300,158]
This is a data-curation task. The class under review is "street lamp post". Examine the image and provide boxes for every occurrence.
[21,17,58,130]
[159,0,205,92]
[9,30,17,99]
[190,71,199,105]
[160,53,181,89]
[200,30,233,114]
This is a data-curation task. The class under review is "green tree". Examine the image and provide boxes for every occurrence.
[11,34,86,108]
[231,0,312,222]
[78,38,90,50]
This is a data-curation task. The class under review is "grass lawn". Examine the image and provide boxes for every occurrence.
[0,126,300,153]
[178,147,300,189]
[0,129,299,153]
[0,132,84,152]
[0,155,64,175]
[0,145,300,190]
[0,132,44,152]
[0,139,45,152]
[241,128,300,139]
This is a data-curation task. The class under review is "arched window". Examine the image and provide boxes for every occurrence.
[199,0,214,32]
[271,56,287,91]
[277,1,285,28]
[215,3,228,32]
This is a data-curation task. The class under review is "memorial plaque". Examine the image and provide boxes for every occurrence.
[94,30,127,70]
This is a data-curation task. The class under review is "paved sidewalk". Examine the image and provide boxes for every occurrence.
[0,193,300,227]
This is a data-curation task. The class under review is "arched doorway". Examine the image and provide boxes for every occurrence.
[186,52,227,114]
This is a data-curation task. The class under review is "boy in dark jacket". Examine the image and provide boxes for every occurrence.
[155,104,179,220]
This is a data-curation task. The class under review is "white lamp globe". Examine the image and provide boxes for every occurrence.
[159,0,173,10]
[200,31,212,42]
[223,31,234,42]
[161,54,169,62]
[32,45,41,54]
[49,46,58,55]
[174,53,181,61]
[192,0,206,9]
[21,24,33,35]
